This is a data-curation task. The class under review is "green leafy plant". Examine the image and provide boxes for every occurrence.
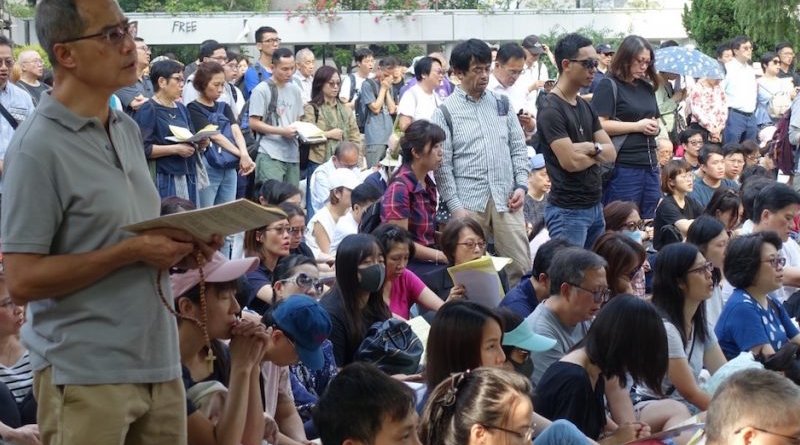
[681,0,741,55]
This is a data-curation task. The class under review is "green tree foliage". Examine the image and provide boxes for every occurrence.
[733,0,800,57]
[119,0,270,12]
[682,0,742,55]
[684,0,800,58]
[682,0,740,55]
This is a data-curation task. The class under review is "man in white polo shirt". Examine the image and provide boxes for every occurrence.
[723,35,758,144]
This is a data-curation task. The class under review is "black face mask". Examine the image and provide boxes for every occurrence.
[511,356,534,379]
[358,263,385,293]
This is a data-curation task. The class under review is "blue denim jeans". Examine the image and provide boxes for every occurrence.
[533,419,588,445]
[602,165,661,219]
[723,108,758,144]
[198,159,237,257]
[544,202,605,249]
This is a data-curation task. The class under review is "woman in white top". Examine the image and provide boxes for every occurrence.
[306,168,361,263]
[634,243,726,418]
[397,56,443,131]
[757,51,796,126]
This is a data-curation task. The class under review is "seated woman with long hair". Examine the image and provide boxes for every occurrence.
[319,234,391,367]
[534,296,669,444]
[372,224,462,320]
[424,301,587,444]
[632,243,726,421]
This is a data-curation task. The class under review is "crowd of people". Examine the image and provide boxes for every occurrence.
[4,0,800,444]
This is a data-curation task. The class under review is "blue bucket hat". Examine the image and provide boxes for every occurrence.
[272,295,332,371]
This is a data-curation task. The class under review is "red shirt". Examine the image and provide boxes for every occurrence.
[381,164,438,247]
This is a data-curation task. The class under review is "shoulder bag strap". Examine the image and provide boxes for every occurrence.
[0,102,18,129]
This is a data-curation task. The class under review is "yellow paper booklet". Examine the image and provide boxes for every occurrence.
[447,255,512,308]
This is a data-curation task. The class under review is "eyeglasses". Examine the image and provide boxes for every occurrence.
[569,58,599,70]
[60,20,134,46]
[567,282,612,304]
[22,59,43,66]
[279,273,324,294]
[623,220,646,231]
[288,226,304,235]
[327,81,341,87]
[0,58,14,68]
[457,240,487,250]
[734,426,800,444]
[763,256,787,269]
[136,45,150,53]
[634,57,652,67]
[687,261,714,276]
[687,139,704,146]
[261,38,282,44]
[771,59,781,65]
[481,423,536,443]
[0,299,15,309]
[264,226,291,235]
[169,75,185,84]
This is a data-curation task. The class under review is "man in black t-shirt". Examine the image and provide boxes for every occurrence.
[538,33,616,249]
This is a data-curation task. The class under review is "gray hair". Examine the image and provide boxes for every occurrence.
[296,48,315,63]
[547,247,607,296]
[35,0,87,67]
[706,369,800,443]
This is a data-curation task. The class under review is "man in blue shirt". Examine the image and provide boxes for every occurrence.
[242,26,279,99]
[500,238,571,318]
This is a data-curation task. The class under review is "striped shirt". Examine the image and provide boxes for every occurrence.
[432,87,529,213]
[0,350,33,403]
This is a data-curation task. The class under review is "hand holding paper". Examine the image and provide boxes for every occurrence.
[447,256,511,308]
[166,124,220,143]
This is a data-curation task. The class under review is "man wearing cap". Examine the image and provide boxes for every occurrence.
[520,34,556,114]
[523,153,550,235]
[308,141,361,216]
[261,295,332,445]
[580,43,614,100]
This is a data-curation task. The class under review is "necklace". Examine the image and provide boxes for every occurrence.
[553,84,584,136]
[153,96,178,119]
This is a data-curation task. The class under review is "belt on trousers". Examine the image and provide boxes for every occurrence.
[729,107,753,117]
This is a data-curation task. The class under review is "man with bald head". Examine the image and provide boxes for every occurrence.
[16,49,49,105]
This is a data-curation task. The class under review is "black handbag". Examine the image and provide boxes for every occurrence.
[354,319,423,375]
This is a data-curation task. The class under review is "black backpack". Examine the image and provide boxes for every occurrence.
[359,200,383,234]
[352,75,376,133]
[240,76,278,159]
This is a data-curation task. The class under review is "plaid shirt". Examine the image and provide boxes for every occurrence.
[381,164,438,247]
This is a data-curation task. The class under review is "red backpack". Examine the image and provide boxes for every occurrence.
[770,108,795,175]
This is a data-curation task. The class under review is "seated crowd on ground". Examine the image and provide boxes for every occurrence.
[5,1,800,444]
